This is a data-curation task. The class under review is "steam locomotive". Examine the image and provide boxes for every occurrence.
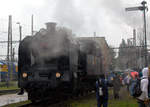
[18,22,104,102]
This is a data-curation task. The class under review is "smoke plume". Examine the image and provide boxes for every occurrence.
[30,23,76,65]
[53,0,85,34]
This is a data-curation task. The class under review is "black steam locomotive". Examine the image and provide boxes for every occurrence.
[18,22,104,102]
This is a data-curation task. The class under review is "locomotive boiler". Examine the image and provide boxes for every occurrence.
[18,22,104,102]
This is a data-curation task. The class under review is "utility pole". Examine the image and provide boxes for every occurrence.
[12,48,15,62]
[19,25,22,43]
[7,15,13,86]
[7,16,10,87]
[142,1,148,67]
[125,0,148,67]
[133,29,136,46]
[133,29,138,68]
[17,22,22,43]
[31,14,34,36]
[93,32,96,41]
[10,16,13,81]
[7,16,11,64]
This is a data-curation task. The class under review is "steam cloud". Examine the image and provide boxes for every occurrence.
[50,0,148,43]
[30,23,76,65]
[53,0,85,34]
[30,0,149,48]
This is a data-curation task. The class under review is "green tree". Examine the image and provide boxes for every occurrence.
[109,46,116,70]
[117,39,128,70]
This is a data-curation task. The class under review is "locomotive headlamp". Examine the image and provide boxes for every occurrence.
[22,73,27,78]
[56,72,61,78]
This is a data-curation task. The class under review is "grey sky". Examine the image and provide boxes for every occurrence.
[0,0,149,59]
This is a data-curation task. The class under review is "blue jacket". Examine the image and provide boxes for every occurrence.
[148,77,150,98]
[96,78,108,100]
[129,78,137,96]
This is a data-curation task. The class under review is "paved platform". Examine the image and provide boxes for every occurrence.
[0,93,28,106]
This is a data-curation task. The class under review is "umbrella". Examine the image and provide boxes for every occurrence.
[130,71,139,79]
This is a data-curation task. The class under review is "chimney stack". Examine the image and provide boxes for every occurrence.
[45,22,56,33]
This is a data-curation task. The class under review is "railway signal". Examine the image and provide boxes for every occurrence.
[125,1,148,67]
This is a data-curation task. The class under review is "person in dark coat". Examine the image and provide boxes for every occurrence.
[96,74,108,107]
[112,73,121,99]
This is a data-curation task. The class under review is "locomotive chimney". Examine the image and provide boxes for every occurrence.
[45,22,56,33]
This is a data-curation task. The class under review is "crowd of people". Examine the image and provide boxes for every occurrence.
[96,67,150,107]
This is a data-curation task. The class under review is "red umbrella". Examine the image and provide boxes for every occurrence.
[130,71,139,79]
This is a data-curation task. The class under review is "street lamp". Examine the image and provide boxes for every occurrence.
[16,22,22,43]
[125,1,148,67]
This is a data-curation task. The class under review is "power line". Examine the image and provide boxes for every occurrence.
[0,40,19,43]
[111,45,146,49]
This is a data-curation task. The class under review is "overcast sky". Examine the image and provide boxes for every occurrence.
[0,0,149,59]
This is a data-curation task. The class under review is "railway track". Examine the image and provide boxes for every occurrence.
[18,92,95,107]
[0,89,20,95]
[19,99,67,107]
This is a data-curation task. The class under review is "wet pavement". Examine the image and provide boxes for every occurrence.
[0,93,28,106]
